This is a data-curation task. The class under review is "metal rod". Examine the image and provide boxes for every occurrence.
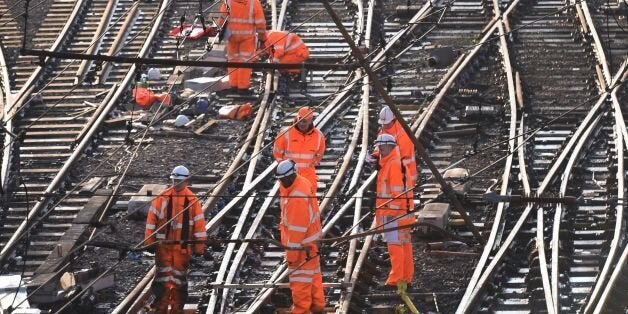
[320,0,484,244]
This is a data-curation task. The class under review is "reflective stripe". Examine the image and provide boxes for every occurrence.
[194,232,206,238]
[289,276,313,283]
[289,268,320,275]
[231,29,255,35]
[295,162,311,168]
[156,234,166,239]
[254,18,265,24]
[145,224,155,229]
[157,266,174,273]
[193,213,204,221]
[273,147,285,154]
[389,204,401,209]
[391,186,405,192]
[149,206,163,219]
[273,57,280,63]
[286,241,302,248]
[230,17,254,23]
[285,152,316,159]
[378,192,391,198]
[172,223,183,229]
[285,40,303,52]
[161,200,169,212]
[155,276,185,285]
[286,225,308,232]
[301,230,321,244]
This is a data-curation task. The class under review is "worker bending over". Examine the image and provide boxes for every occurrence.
[273,106,326,193]
[218,0,266,92]
[144,166,207,314]
[276,160,325,313]
[263,30,310,76]
[374,134,415,288]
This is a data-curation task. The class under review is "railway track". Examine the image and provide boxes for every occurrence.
[0,0,168,310]
[0,0,624,312]
[457,0,627,312]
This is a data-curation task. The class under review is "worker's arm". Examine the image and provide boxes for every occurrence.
[398,130,415,163]
[273,129,287,161]
[190,197,207,254]
[217,2,228,28]
[253,0,266,39]
[284,196,310,264]
[314,130,326,165]
[144,196,163,246]
[388,161,408,209]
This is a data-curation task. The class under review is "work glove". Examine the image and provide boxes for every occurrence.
[365,154,377,164]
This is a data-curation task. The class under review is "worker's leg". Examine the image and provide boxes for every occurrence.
[310,263,325,312]
[403,241,414,283]
[386,243,406,286]
[227,38,241,88]
[169,250,190,313]
[237,36,256,89]
[289,275,313,313]
[152,246,175,312]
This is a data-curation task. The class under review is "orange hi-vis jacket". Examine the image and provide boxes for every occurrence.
[273,126,325,189]
[218,0,266,39]
[144,187,207,255]
[265,31,310,64]
[279,175,322,263]
[376,148,410,218]
[378,120,417,182]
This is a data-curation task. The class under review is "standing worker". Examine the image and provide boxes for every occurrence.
[263,30,310,76]
[144,165,207,314]
[273,106,326,193]
[217,0,267,93]
[374,134,414,289]
[276,160,325,313]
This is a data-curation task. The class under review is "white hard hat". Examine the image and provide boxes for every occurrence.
[174,114,190,127]
[170,165,190,180]
[275,160,297,178]
[378,106,395,125]
[374,134,397,146]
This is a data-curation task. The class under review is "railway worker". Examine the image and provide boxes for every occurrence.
[275,160,325,313]
[217,0,267,93]
[273,106,326,194]
[262,30,310,76]
[374,134,415,288]
[144,165,207,314]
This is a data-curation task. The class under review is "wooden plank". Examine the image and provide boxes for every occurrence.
[193,119,216,135]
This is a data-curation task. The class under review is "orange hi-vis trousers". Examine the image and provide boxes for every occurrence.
[377,215,415,286]
[227,35,256,89]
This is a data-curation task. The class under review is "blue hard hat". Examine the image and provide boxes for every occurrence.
[195,97,210,114]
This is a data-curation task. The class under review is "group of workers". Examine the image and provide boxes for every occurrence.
[217,0,310,93]
[143,104,418,313]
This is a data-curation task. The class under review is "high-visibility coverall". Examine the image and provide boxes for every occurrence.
[279,175,325,313]
[273,126,326,193]
[144,187,207,314]
[264,31,310,75]
[376,148,414,286]
[218,0,266,89]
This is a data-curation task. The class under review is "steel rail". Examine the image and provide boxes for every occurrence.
[0,0,85,203]
[73,0,118,85]
[0,27,13,195]
[455,0,523,309]
[459,62,627,312]
[593,242,628,313]
[96,2,139,85]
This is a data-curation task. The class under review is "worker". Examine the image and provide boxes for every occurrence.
[374,134,414,288]
[263,30,310,76]
[273,106,326,193]
[144,165,207,314]
[217,0,267,92]
[276,160,325,313]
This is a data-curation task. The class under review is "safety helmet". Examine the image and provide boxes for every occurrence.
[170,165,190,180]
[295,106,315,122]
[374,134,397,146]
[378,106,395,125]
[275,160,297,178]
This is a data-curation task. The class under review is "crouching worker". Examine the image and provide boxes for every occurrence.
[276,160,325,313]
[263,30,310,77]
[374,134,415,289]
[144,165,207,313]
